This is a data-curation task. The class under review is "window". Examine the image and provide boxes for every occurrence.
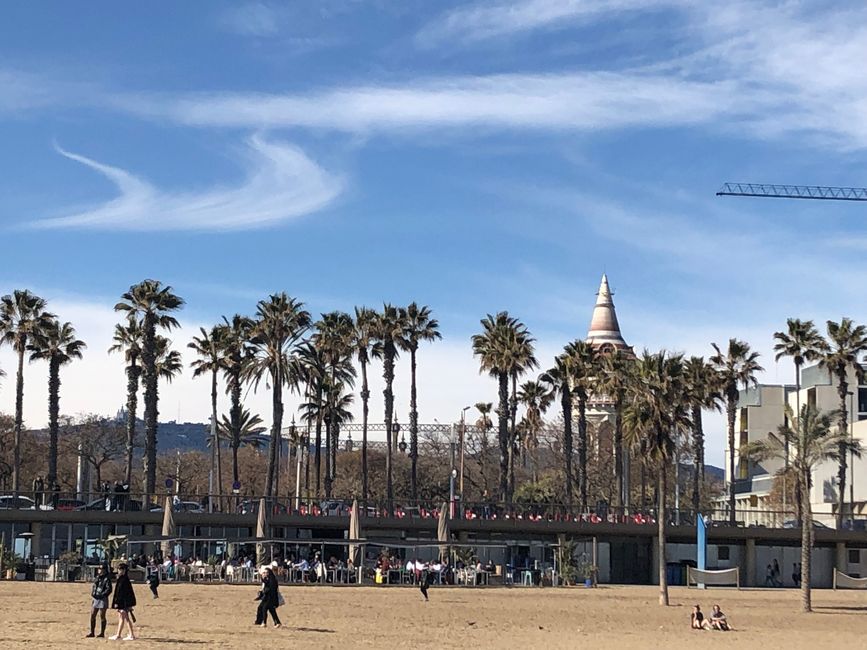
[849,549,861,564]
[718,546,730,561]
[808,387,817,408]
[739,407,749,431]
[859,387,867,414]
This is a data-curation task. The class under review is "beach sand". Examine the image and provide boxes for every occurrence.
[0,581,865,649]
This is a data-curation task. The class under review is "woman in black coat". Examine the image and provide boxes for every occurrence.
[110,563,137,640]
[254,567,282,628]
[86,564,112,637]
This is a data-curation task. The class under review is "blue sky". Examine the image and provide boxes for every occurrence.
[3,1,867,466]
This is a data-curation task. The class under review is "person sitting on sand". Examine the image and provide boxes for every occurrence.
[709,604,729,631]
[690,605,704,630]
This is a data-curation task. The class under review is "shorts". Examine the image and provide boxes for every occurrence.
[92,598,107,609]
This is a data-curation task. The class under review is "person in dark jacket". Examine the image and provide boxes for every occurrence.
[109,563,137,640]
[86,564,112,638]
[254,567,282,628]
[146,567,160,598]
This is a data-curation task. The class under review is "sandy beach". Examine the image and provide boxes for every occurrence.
[0,581,865,649]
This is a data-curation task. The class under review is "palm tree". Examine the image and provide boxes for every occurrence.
[517,380,553,483]
[684,356,720,513]
[744,404,861,612]
[710,339,763,525]
[352,307,376,501]
[313,311,355,498]
[114,280,184,498]
[217,407,267,452]
[154,336,183,382]
[399,303,441,501]
[595,349,632,510]
[541,355,575,503]
[563,340,600,509]
[505,325,537,499]
[245,293,311,497]
[371,304,405,506]
[108,315,144,484]
[216,314,254,492]
[188,326,226,504]
[773,319,825,519]
[28,319,86,485]
[622,350,691,606]
[295,341,327,495]
[819,318,867,529]
[472,312,533,502]
[0,289,54,494]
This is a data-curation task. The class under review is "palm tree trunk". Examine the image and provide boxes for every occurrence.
[230,365,242,487]
[508,372,518,502]
[142,314,158,500]
[613,398,623,510]
[384,344,396,507]
[836,374,848,530]
[577,395,588,509]
[314,386,323,496]
[124,359,139,485]
[211,369,222,508]
[47,358,60,485]
[801,466,812,612]
[12,344,25,496]
[324,414,332,498]
[658,459,669,606]
[265,369,283,497]
[692,404,704,513]
[361,360,370,502]
[562,386,574,506]
[497,371,510,503]
[409,347,419,502]
[727,397,737,526]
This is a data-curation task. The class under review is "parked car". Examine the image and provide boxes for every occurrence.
[75,497,144,512]
[319,500,350,516]
[150,500,204,514]
[55,498,85,511]
[0,495,38,509]
[782,519,831,529]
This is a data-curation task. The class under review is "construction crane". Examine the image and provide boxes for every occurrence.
[716,182,867,201]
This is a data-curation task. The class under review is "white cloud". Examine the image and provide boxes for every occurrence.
[29,136,343,231]
[117,72,747,134]
[416,0,678,47]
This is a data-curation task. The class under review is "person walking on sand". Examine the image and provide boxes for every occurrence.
[86,564,112,638]
[109,563,137,641]
[254,567,282,628]
[419,562,434,602]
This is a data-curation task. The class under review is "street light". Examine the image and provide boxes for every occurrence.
[459,406,471,499]
[398,432,407,454]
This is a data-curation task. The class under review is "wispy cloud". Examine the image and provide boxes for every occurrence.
[218,2,282,37]
[416,0,678,47]
[116,71,747,134]
[29,136,344,231]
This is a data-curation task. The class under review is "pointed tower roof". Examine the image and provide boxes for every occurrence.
[586,274,628,350]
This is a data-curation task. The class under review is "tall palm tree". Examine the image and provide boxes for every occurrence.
[245,293,311,497]
[472,312,533,502]
[541,355,575,503]
[0,289,54,494]
[517,379,553,483]
[622,350,691,606]
[744,404,861,612]
[352,307,376,501]
[399,303,441,501]
[108,315,144,484]
[371,304,405,506]
[188,326,226,503]
[773,318,825,519]
[563,340,600,509]
[684,356,720,513]
[505,325,537,499]
[595,349,632,509]
[216,314,254,492]
[114,280,184,498]
[313,311,355,498]
[217,407,267,452]
[710,338,763,525]
[294,341,326,495]
[819,318,867,529]
[154,336,183,382]
[28,319,86,485]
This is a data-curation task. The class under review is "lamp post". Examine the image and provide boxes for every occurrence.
[449,423,457,518]
[459,406,470,499]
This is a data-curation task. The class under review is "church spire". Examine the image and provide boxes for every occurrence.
[586,274,628,349]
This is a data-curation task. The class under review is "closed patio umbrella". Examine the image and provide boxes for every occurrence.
[438,502,450,563]
[161,496,175,558]
[348,499,362,570]
[256,497,268,565]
